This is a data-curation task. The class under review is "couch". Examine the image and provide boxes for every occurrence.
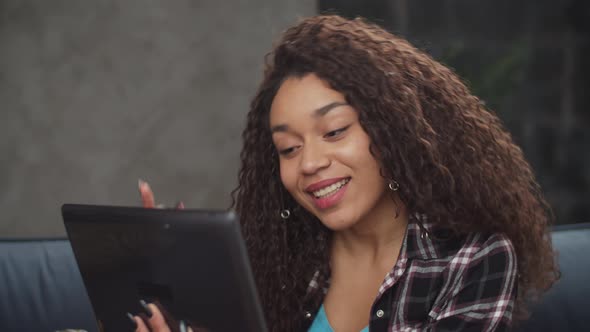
[0,223,588,331]
[0,238,96,331]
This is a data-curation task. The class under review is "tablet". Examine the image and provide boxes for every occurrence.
[61,204,268,332]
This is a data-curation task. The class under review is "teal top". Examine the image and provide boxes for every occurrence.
[308,304,370,332]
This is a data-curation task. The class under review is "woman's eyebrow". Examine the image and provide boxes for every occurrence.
[270,101,349,133]
[271,124,289,134]
[312,101,349,118]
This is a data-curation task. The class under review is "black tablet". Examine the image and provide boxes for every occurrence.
[61,204,267,332]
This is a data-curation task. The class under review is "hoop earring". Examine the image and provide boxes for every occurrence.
[280,209,291,219]
[388,180,400,191]
[278,183,291,220]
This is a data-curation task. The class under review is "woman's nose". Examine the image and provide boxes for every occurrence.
[299,143,330,175]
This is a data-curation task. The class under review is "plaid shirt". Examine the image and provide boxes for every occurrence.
[302,215,518,331]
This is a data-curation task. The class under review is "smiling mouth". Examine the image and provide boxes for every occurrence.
[310,178,351,198]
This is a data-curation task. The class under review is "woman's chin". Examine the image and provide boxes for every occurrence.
[302,202,358,231]
[318,215,356,232]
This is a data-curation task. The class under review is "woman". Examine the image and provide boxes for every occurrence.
[134,15,558,332]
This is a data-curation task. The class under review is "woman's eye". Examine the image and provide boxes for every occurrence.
[279,147,296,156]
[325,126,350,138]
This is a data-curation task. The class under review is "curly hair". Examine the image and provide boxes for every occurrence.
[232,15,558,331]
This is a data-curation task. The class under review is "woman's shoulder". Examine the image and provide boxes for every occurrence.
[420,230,519,328]
[432,229,518,278]
[412,216,516,265]
[460,231,516,258]
[400,222,519,327]
[413,218,518,277]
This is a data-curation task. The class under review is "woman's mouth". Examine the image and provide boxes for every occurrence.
[307,177,350,209]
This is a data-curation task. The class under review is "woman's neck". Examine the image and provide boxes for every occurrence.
[331,202,409,267]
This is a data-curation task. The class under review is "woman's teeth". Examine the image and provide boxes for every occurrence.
[312,178,350,198]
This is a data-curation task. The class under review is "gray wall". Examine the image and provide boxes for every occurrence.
[0,0,316,237]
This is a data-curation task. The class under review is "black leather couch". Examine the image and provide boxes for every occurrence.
[514,222,590,332]
[0,238,96,332]
[1,223,588,332]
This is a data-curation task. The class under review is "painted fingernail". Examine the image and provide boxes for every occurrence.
[126,312,137,329]
[139,299,153,317]
[179,320,187,332]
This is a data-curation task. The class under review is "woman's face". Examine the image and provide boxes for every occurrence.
[269,73,394,231]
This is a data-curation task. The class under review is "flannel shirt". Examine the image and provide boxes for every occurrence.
[302,215,518,331]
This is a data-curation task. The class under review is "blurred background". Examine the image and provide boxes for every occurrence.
[1,0,588,238]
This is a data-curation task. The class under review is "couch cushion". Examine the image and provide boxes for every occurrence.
[0,238,97,332]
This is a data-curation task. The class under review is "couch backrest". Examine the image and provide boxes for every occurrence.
[0,238,97,332]
[515,223,590,331]
[1,223,588,331]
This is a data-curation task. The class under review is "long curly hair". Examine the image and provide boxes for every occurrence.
[232,15,558,331]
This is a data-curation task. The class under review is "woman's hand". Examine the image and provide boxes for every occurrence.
[138,179,184,209]
[131,181,190,332]
[130,301,194,332]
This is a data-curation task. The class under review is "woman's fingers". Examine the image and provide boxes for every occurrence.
[133,314,150,332]
[145,302,172,332]
[138,179,156,208]
[138,179,184,210]
[132,300,203,332]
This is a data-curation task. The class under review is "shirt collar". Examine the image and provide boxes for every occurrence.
[402,213,451,261]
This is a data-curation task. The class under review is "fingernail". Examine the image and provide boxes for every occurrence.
[179,320,187,332]
[126,312,137,328]
[139,299,153,317]
[176,201,185,209]
[138,179,146,191]
[138,178,151,189]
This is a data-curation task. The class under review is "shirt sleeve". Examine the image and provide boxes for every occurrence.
[427,233,518,332]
